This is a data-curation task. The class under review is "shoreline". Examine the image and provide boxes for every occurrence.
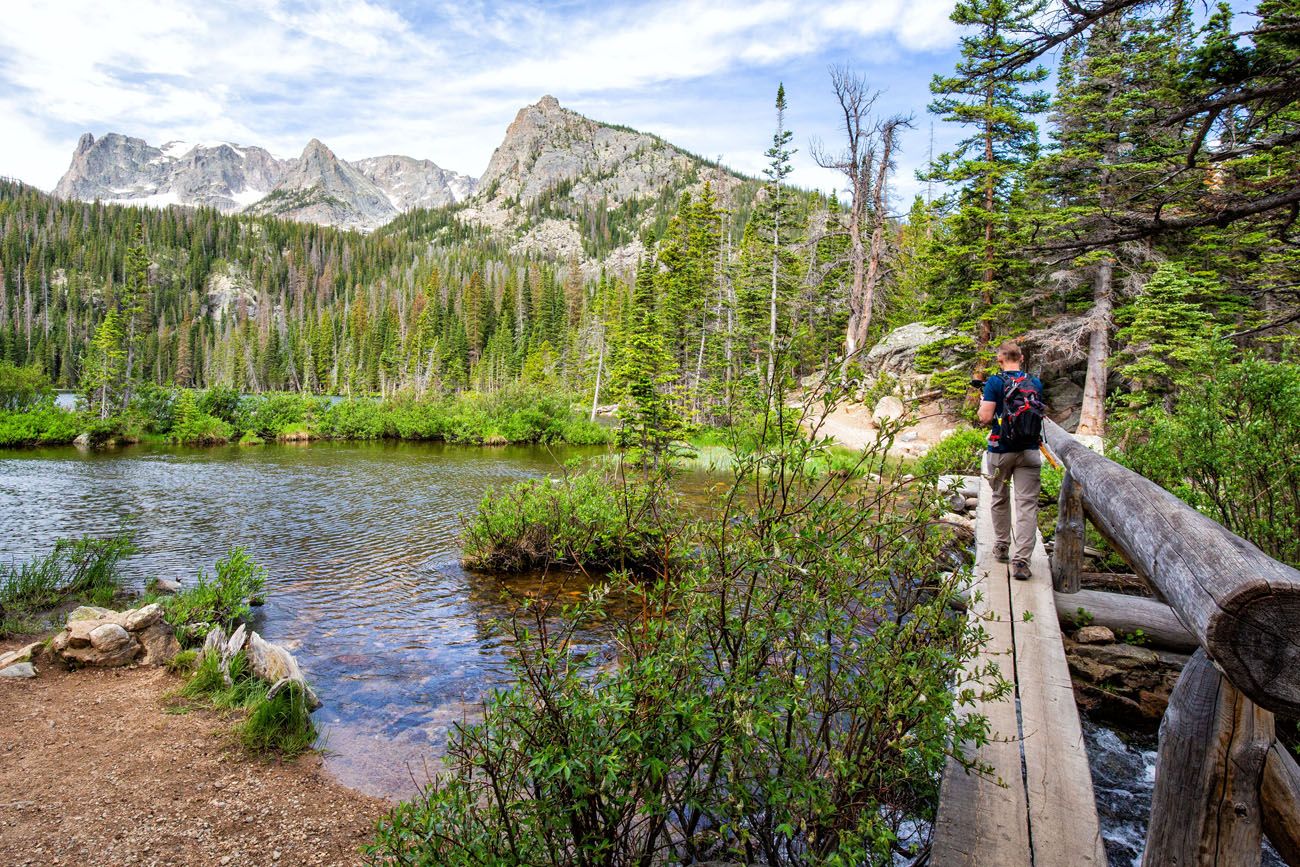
[0,655,387,866]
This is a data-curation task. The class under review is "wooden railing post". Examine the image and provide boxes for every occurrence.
[1143,649,1275,867]
[1051,468,1083,594]
[1263,742,1300,866]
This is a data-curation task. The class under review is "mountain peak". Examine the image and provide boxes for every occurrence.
[536,95,562,112]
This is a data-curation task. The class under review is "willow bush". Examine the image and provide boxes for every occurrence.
[369,390,1004,866]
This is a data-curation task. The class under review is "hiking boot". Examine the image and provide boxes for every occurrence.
[993,541,1010,563]
[1011,559,1032,581]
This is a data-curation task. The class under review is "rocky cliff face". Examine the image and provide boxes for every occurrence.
[475,95,704,208]
[54,134,474,230]
[243,139,398,230]
[462,95,747,271]
[352,155,477,209]
[53,133,288,210]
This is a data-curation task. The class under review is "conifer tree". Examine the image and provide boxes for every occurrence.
[927,0,1049,359]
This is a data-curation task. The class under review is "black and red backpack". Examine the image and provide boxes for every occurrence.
[992,373,1046,450]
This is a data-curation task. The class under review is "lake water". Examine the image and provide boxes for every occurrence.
[0,440,611,797]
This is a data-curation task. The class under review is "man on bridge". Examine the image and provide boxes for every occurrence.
[978,341,1046,581]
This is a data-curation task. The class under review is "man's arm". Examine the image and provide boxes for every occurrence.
[978,375,1000,426]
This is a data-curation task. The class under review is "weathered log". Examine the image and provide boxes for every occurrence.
[1043,418,1300,715]
[1263,740,1300,866]
[1052,468,1084,593]
[1143,649,1274,867]
[1056,588,1199,652]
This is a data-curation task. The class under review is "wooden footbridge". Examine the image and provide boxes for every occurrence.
[930,419,1300,867]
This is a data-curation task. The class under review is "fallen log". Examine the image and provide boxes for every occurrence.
[1143,649,1274,867]
[1055,588,1198,652]
[1044,419,1300,716]
[1263,741,1300,866]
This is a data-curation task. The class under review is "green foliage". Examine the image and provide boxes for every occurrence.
[1115,262,1218,408]
[179,650,317,758]
[0,535,135,635]
[460,469,676,574]
[0,404,84,447]
[0,361,54,411]
[1074,607,1095,628]
[369,376,1004,865]
[163,547,268,646]
[169,389,233,445]
[1117,355,1300,567]
[240,682,317,757]
[1124,629,1149,647]
[1040,462,1063,502]
[915,426,988,476]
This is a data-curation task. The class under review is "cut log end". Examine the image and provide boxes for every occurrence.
[1207,589,1300,717]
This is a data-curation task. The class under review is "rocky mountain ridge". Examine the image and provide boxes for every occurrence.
[52,96,750,257]
[54,133,477,230]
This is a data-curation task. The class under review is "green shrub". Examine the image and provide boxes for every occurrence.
[0,404,84,446]
[180,649,317,758]
[1116,355,1300,567]
[915,426,988,476]
[369,411,1001,865]
[163,547,268,646]
[170,389,233,445]
[1040,462,1064,502]
[461,469,676,574]
[0,535,135,635]
[318,399,392,439]
[0,361,55,411]
[129,383,178,434]
[198,384,242,424]
[238,392,325,439]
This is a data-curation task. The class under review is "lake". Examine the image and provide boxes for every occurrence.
[0,439,611,798]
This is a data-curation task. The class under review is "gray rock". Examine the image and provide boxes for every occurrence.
[122,603,163,632]
[1072,642,1161,670]
[0,642,41,669]
[152,578,183,594]
[862,323,960,380]
[68,605,115,623]
[1075,625,1116,644]
[352,154,476,209]
[0,662,36,679]
[89,623,132,652]
[244,139,398,230]
[137,621,181,666]
[872,395,905,423]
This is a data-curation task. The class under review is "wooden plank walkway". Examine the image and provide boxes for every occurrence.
[931,477,1108,866]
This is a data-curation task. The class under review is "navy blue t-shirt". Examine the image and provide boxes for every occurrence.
[983,371,1043,453]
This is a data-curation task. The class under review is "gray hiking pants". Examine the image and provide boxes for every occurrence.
[985,448,1042,564]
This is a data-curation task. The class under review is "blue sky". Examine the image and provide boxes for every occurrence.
[0,0,973,206]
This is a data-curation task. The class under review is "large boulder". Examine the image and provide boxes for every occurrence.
[1044,377,1084,429]
[861,323,961,386]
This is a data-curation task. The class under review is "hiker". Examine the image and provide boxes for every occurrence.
[977,341,1046,581]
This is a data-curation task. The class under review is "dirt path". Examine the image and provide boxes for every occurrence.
[804,398,963,458]
[0,659,388,866]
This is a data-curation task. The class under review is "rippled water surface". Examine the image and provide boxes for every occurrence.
[0,440,612,797]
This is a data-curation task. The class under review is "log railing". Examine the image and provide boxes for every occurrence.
[1041,418,1300,866]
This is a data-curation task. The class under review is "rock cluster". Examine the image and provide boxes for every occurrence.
[47,604,180,668]
[1064,631,1188,727]
[0,642,41,678]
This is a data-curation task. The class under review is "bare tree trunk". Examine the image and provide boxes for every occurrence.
[590,328,605,422]
[767,202,779,387]
[1076,256,1113,436]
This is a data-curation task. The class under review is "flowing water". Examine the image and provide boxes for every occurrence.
[0,440,614,798]
[1084,719,1285,866]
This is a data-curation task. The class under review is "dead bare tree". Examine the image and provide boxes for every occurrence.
[812,65,913,371]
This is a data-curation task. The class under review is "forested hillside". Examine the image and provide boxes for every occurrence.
[1,0,1296,439]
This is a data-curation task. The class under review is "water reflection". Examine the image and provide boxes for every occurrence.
[0,440,611,798]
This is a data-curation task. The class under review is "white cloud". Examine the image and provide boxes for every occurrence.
[0,0,960,193]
